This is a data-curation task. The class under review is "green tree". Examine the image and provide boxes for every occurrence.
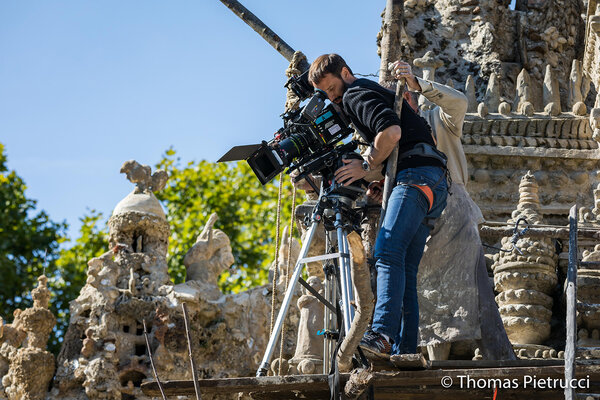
[156,149,296,292]
[0,143,67,350]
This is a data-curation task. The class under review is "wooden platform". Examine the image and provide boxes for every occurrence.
[141,359,600,399]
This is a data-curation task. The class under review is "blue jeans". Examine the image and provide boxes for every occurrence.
[371,165,448,354]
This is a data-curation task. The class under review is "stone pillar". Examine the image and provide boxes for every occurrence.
[288,276,324,375]
[484,72,501,114]
[465,75,478,113]
[543,64,561,116]
[492,172,558,350]
[513,68,535,116]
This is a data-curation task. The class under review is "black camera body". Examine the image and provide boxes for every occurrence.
[219,70,361,196]
[247,72,354,185]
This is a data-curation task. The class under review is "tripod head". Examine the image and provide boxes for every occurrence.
[291,140,367,201]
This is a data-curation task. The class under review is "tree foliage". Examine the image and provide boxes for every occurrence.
[156,148,295,292]
[0,143,67,352]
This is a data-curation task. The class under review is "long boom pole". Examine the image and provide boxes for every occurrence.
[218,0,308,72]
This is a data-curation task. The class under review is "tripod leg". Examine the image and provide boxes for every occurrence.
[256,220,320,377]
[335,212,355,331]
[323,232,332,373]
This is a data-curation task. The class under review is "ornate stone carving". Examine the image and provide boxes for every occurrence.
[0,276,56,400]
[492,172,557,345]
[176,213,235,301]
[289,276,324,375]
[414,51,444,109]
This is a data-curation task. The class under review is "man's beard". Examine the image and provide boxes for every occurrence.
[333,80,348,104]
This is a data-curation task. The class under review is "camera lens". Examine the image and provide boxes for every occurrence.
[278,133,311,161]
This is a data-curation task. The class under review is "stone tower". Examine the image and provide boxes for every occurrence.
[52,161,172,400]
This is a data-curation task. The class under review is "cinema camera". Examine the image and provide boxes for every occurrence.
[218,71,362,195]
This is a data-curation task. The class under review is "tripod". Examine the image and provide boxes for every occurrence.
[256,181,365,377]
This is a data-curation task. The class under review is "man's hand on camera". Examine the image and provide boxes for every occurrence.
[334,159,367,186]
[367,180,384,204]
[390,60,422,92]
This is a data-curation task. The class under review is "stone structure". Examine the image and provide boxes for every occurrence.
[492,172,557,349]
[51,161,173,399]
[0,276,56,400]
[288,276,324,375]
[44,160,301,399]
[377,0,599,225]
[393,0,586,107]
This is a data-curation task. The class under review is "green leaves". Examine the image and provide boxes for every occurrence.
[156,148,295,293]
[0,143,69,353]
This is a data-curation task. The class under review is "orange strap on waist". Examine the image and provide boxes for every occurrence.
[409,184,433,211]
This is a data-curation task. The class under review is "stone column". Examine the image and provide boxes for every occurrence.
[288,276,324,375]
[492,172,558,352]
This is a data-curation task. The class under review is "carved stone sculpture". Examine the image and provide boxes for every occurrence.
[52,161,173,400]
[414,51,444,110]
[492,172,557,346]
[0,276,56,400]
[514,68,534,116]
[484,72,501,113]
[177,213,235,301]
[289,276,324,375]
[543,64,561,116]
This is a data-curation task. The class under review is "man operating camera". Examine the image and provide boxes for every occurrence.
[307,53,449,357]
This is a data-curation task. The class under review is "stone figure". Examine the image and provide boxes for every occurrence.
[184,213,235,286]
[120,160,168,194]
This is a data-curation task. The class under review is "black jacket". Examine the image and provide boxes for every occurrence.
[342,78,442,169]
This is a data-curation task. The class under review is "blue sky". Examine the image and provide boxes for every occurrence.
[1,1,385,238]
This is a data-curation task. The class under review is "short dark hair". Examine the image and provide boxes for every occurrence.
[308,54,353,85]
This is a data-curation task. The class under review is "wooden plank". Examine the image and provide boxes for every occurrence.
[372,388,574,400]
[141,364,600,396]
[428,359,564,369]
[566,205,579,400]
[247,373,600,400]
[141,374,331,396]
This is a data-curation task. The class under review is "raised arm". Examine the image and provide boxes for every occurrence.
[416,77,467,137]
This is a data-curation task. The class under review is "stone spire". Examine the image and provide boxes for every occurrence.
[514,68,534,116]
[465,75,478,113]
[492,172,557,348]
[484,72,501,113]
[543,64,561,116]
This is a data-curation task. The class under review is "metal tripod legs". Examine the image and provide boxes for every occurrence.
[256,213,356,377]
